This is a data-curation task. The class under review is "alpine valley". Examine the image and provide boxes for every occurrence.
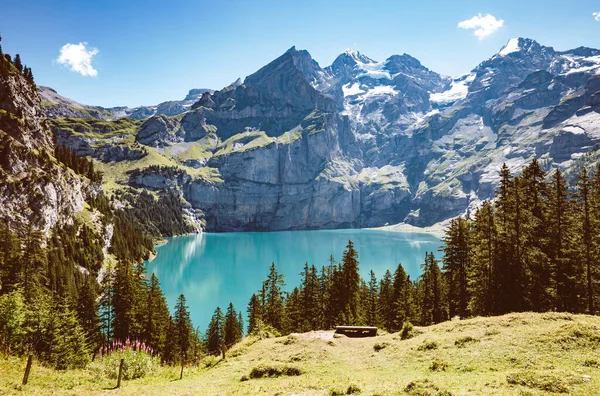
[9,37,600,232]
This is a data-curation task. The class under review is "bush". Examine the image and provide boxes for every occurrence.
[0,290,26,354]
[404,379,453,395]
[329,384,361,395]
[88,349,160,380]
[400,321,416,340]
[506,371,574,393]
[417,340,439,351]
[455,336,479,348]
[280,335,298,345]
[248,364,302,379]
[583,358,600,368]
[429,359,448,372]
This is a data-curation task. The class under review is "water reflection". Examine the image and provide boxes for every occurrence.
[146,230,442,332]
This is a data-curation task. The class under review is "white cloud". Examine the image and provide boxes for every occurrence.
[594,12,600,21]
[458,13,504,40]
[56,42,99,77]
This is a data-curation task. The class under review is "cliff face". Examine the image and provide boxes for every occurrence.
[0,58,88,232]
[51,38,600,231]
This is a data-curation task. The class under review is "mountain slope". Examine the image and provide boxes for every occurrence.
[39,86,214,121]
[0,57,89,232]
[1,312,599,395]
[52,38,600,230]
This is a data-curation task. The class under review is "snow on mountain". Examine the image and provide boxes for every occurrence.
[430,73,476,104]
[342,82,365,97]
[499,38,521,56]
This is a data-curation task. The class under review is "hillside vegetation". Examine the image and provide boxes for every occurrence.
[1,312,599,395]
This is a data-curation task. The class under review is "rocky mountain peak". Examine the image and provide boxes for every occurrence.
[328,50,376,81]
[497,37,550,57]
[184,88,213,101]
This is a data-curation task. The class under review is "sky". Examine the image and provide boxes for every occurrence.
[2,0,599,108]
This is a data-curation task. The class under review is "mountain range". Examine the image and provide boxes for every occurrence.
[26,38,600,231]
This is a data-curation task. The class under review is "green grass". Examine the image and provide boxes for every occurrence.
[48,117,141,144]
[213,130,275,157]
[95,146,222,194]
[2,312,600,395]
[168,141,214,161]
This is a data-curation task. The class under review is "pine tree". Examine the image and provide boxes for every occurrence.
[14,53,22,73]
[162,316,178,364]
[365,270,378,326]
[49,298,90,370]
[442,217,470,318]
[285,287,302,333]
[575,168,594,314]
[468,201,498,315]
[76,278,102,353]
[521,160,552,311]
[206,307,224,355]
[391,263,411,331]
[418,253,444,325]
[299,263,320,331]
[378,270,394,331]
[223,302,241,347]
[246,293,261,334]
[546,169,578,312]
[112,260,137,341]
[173,294,192,360]
[591,166,600,312]
[22,228,48,302]
[263,262,286,331]
[324,258,343,328]
[339,240,361,325]
[144,273,170,352]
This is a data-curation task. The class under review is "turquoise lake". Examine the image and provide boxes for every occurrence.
[146,230,442,332]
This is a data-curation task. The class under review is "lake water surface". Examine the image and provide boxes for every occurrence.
[146,230,442,332]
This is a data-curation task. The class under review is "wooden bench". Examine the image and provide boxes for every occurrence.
[334,326,377,338]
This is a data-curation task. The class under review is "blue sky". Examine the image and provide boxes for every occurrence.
[2,0,599,107]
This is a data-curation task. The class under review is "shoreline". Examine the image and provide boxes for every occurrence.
[152,223,447,247]
[368,221,448,238]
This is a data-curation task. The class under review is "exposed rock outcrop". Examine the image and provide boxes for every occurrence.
[53,38,600,231]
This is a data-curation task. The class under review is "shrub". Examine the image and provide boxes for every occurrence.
[404,379,453,395]
[400,321,416,340]
[583,358,600,368]
[280,335,298,345]
[506,371,574,393]
[248,364,302,379]
[329,384,361,395]
[429,359,448,372]
[455,336,479,348]
[417,340,438,351]
[88,349,160,380]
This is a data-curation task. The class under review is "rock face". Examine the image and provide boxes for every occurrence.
[56,38,600,231]
[0,62,88,232]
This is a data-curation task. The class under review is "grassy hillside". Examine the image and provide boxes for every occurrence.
[1,312,599,395]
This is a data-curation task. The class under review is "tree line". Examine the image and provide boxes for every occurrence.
[243,159,600,339]
[442,159,599,317]
[242,242,446,336]
[0,34,34,84]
